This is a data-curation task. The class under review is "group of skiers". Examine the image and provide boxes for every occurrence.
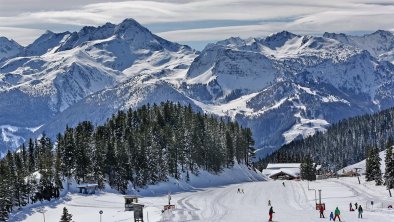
[350,202,364,219]
[267,200,364,221]
[318,202,363,221]
[237,188,245,193]
[318,205,340,220]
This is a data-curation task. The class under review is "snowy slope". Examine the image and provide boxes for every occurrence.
[10,163,265,222]
[324,30,394,63]
[21,30,71,56]
[340,150,387,175]
[11,177,394,222]
[2,22,394,157]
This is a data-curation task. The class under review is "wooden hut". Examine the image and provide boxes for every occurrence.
[76,184,98,194]
[124,195,140,211]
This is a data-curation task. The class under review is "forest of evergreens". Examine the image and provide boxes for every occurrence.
[259,107,394,171]
[0,102,255,221]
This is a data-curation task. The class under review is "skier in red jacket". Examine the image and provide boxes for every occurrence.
[269,206,275,221]
[319,205,325,218]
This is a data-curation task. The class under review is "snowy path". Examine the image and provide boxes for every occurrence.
[12,178,394,222]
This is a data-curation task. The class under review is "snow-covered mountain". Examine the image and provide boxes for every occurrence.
[1,20,394,157]
[0,36,22,61]
[181,31,394,155]
[324,30,394,63]
[0,19,196,154]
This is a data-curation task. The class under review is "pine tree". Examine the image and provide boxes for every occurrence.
[54,134,64,189]
[371,147,383,185]
[74,121,94,183]
[225,131,234,167]
[301,156,316,181]
[105,141,116,187]
[27,138,35,173]
[62,126,75,178]
[385,137,394,190]
[0,160,11,221]
[60,207,73,222]
[365,147,373,181]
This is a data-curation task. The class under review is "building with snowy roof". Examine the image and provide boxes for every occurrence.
[263,163,322,180]
[262,163,301,180]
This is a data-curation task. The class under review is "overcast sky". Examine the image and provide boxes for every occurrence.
[0,0,394,50]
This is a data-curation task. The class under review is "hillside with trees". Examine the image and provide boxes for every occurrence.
[259,107,394,171]
[0,102,255,221]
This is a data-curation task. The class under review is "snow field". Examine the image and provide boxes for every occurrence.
[12,176,394,222]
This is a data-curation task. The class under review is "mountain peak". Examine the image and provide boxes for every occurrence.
[369,30,393,38]
[0,36,22,60]
[267,31,297,39]
[114,18,150,37]
[264,31,299,48]
[323,32,348,39]
[0,36,20,45]
[23,30,71,56]
[43,30,54,35]
[118,18,142,27]
[216,37,245,47]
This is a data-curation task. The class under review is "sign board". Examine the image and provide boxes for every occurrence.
[316,203,326,210]
[164,205,176,211]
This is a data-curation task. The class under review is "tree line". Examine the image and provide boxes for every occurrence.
[365,137,394,192]
[0,102,255,221]
[259,106,394,191]
[259,107,394,170]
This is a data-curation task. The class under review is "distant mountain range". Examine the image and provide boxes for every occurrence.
[1,18,394,157]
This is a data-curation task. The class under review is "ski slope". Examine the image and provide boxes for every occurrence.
[10,177,394,222]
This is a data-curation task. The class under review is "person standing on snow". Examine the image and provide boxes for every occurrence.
[268,206,275,221]
[334,207,341,221]
[329,212,334,221]
[358,205,363,219]
[268,200,271,206]
[319,205,325,218]
[355,202,358,209]
[350,202,354,211]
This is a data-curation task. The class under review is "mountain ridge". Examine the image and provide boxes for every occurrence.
[1,19,394,158]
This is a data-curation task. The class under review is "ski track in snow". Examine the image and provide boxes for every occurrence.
[11,179,394,222]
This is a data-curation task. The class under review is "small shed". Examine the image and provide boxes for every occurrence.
[76,184,98,194]
[124,195,140,211]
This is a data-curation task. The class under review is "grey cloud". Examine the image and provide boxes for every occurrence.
[0,0,393,46]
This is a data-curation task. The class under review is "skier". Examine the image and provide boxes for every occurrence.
[241,188,244,193]
[237,188,240,193]
[268,200,271,206]
[282,182,285,187]
[334,207,341,221]
[355,202,358,209]
[350,202,354,211]
[329,212,334,221]
[319,205,325,218]
[268,206,275,221]
[358,205,363,219]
